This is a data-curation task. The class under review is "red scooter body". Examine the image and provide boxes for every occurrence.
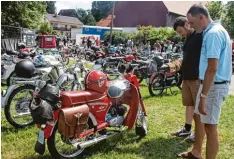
[40,73,146,139]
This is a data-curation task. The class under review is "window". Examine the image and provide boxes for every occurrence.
[65,25,68,30]
[71,25,77,28]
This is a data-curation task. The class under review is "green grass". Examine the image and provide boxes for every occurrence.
[1,83,234,159]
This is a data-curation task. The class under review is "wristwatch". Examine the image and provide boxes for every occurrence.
[200,93,207,98]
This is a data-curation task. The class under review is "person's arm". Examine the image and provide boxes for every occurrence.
[199,32,222,115]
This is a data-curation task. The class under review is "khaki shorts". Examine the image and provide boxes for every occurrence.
[194,83,229,124]
[182,80,200,106]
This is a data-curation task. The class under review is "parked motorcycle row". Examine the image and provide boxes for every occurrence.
[1,38,183,159]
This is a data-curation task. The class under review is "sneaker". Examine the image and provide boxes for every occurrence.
[171,127,191,137]
[186,133,195,142]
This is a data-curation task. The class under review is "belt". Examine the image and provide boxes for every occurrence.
[200,80,230,84]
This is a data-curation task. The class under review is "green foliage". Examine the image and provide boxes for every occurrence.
[91,1,114,22]
[38,22,53,34]
[46,1,56,14]
[83,13,96,26]
[76,8,88,23]
[206,1,223,20]
[1,1,47,29]
[104,26,178,45]
[222,2,234,38]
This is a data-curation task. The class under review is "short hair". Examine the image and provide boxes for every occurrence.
[173,17,188,31]
[187,4,210,18]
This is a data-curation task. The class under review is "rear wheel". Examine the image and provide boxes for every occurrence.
[148,74,165,96]
[47,120,93,159]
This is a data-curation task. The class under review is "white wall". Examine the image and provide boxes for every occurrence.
[121,27,138,33]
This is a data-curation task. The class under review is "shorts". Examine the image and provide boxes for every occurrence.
[182,80,200,106]
[194,83,229,124]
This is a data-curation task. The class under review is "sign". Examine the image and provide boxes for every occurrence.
[76,34,100,45]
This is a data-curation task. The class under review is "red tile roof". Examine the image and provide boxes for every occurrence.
[96,15,113,27]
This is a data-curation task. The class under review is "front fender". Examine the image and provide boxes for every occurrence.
[1,84,19,108]
[123,84,140,130]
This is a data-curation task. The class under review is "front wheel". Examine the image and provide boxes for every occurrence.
[148,74,165,96]
[4,85,35,128]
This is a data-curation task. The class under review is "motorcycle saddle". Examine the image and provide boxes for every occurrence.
[61,90,106,107]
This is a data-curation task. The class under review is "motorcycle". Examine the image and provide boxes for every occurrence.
[32,68,147,159]
[1,49,36,86]
[2,59,88,128]
[148,59,182,96]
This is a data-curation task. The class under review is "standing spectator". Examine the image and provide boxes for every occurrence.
[179,4,232,159]
[172,16,202,143]
[145,41,151,56]
[155,40,162,53]
[87,36,92,48]
[63,36,67,46]
[95,37,100,46]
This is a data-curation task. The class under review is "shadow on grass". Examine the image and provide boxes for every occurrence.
[1,126,20,133]
[24,131,193,159]
[114,133,193,159]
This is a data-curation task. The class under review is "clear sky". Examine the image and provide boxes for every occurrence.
[55,0,93,12]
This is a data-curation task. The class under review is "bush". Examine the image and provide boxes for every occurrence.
[104,26,180,45]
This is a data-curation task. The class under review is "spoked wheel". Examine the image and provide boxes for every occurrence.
[148,74,165,96]
[4,85,35,128]
[47,121,93,159]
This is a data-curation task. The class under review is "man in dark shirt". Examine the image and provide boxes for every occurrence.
[172,17,202,142]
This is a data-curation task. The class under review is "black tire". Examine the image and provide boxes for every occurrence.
[89,55,96,62]
[47,120,93,159]
[135,115,148,137]
[85,54,90,61]
[148,73,165,96]
[4,85,35,128]
[7,71,17,86]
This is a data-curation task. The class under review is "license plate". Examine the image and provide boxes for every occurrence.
[37,130,44,144]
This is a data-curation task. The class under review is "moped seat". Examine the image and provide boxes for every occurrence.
[61,90,106,107]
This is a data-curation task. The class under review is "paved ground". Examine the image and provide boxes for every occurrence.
[229,75,234,95]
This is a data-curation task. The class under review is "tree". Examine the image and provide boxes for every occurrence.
[46,1,56,14]
[206,1,223,20]
[38,22,53,34]
[76,8,88,23]
[91,1,114,22]
[222,2,234,38]
[83,11,96,26]
[1,1,47,29]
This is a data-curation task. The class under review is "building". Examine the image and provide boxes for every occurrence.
[97,1,207,28]
[45,13,83,38]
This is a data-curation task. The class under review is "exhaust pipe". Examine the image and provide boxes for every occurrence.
[77,132,119,150]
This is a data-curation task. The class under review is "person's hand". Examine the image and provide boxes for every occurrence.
[199,97,207,115]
